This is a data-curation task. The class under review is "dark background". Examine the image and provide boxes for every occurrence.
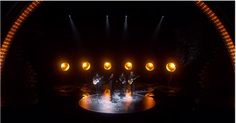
[1,1,235,123]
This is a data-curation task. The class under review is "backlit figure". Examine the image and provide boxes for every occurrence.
[128,71,139,96]
[119,73,127,85]
[93,73,103,85]
[93,73,103,96]
[128,71,139,85]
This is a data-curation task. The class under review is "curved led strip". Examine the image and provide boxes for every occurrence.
[195,1,235,66]
[1,1,234,72]
[0,1,41,71]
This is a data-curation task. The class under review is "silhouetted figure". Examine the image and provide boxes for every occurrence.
[128,71,139,96]
[119,73,126,98]
[93,73,103,96]
[109,73,115,102]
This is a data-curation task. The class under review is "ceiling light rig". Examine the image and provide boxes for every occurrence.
[166,62,176,72]
[104,62,112,70]
[145,62,155,71]
[60,62,70,71]
[124,61,133,71]
[82,61,91,71]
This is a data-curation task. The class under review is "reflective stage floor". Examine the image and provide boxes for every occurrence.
[79,94,156,114]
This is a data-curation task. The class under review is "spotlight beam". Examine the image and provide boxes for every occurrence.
[122,15,128,40]
[152,16,164,40]
[68,14,80,41]
[106,14,110,37]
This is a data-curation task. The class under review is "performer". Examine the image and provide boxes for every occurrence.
[128,71,139,96]
[109,73,115,101]
[92,73,103,96]
[119,73,127,98]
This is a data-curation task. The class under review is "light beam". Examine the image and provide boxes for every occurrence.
[122,15,128,40]
[69,14,80,41]
[106,14,110,37]
[152,16,164,40]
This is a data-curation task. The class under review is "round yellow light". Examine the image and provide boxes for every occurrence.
[166,62,176,72]
[61,62,70,71]
[104,62,112,70]
[82,62,91,71]
[145,62,155,71]
[124,62,132,70]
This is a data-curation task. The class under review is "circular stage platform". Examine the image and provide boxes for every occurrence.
[79,93,156,114]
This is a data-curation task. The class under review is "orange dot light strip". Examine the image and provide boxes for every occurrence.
[195,1,235,66]
[0,1,41,71]
[1,1,234,71]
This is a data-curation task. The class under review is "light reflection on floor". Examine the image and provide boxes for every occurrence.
[79,92,156,114]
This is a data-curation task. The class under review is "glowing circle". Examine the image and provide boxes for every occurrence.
[104,62,112,70]
[124,62,132,70]
[82,62,91,71]
[166,62,176,72]
[145,62,155,71]
[61,62,70,71]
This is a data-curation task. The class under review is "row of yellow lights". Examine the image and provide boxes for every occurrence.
[60,61,176,72]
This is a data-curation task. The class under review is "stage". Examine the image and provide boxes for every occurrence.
[79,93,156,114]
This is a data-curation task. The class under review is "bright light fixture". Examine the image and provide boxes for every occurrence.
[82,61,91,71]
[166,62,176,72]
[145,62,155,71]
[61,62,70,71]
[124,62,132,71]
[104,62,112,70]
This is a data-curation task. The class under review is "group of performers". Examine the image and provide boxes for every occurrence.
[92,72,139,101]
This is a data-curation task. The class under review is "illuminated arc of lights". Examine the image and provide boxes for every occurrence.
[145,62,155,71]
[195,1,235,65]
[104,62,112,70]
[0,1,41,71]
[166,62,176,72]
[60,62,70,71]
[82,62,91,71]
[1,1,234,73]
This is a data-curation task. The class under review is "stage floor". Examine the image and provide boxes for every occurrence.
[79,93,156,114]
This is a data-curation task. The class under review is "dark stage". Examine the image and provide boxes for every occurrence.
[1,1,235,123]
